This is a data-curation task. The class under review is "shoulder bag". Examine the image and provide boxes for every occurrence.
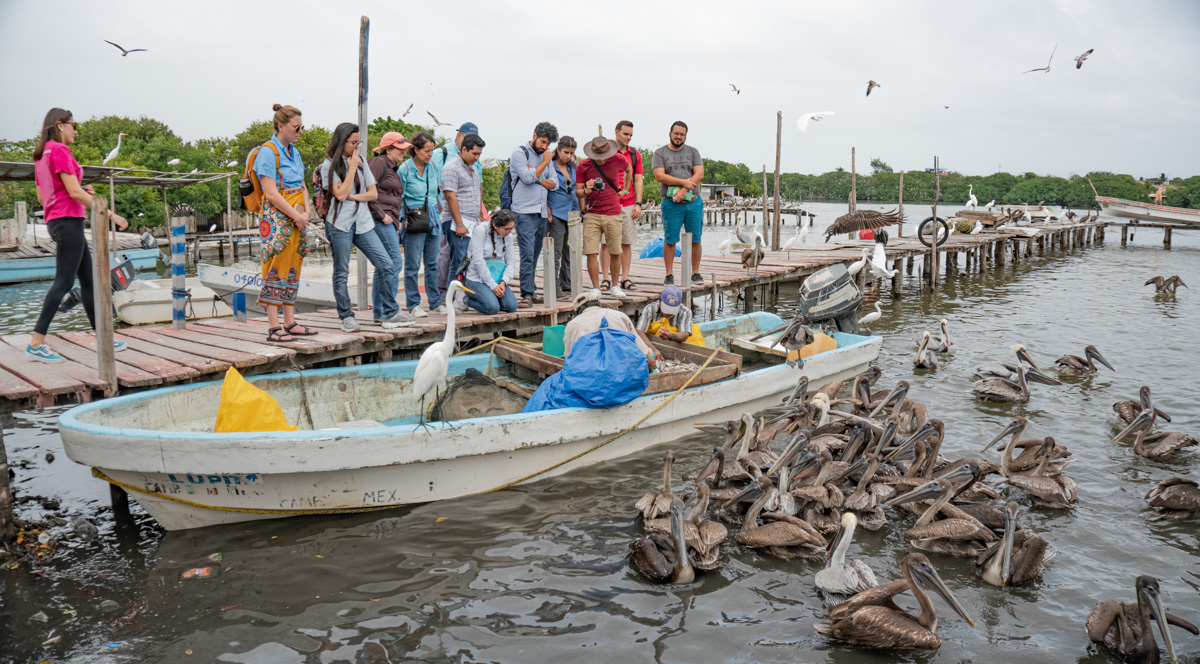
[402,161,432,234]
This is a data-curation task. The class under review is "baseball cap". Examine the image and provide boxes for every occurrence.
[374,131,412,153]
[457,122,479,135]
[659,286,683,315]
[573,288,601,308]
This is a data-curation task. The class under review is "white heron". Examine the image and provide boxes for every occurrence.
[166,158,181,167]
[225,160,238,168]
[782,219,808,257]
[796,111,835,132]
[969,221,984,235]
[984,199,995,208]
[717,230,735,255]
[103,133,126,165]
[208,224,217,233]
[966,184,979,210]
[187,168,198,175]
[412,281,475,425]
[868,239,897,279]
[814,512,878,599]
[856,301,882,330]
[846,247,870,276]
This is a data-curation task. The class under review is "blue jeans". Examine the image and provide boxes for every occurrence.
[662,197,704,244]
[439,219,472,300]
[463,278,518,315]
[514,212,546,298]
[372,219,402,320]
[325,222,397,320]
[403,230,442,311]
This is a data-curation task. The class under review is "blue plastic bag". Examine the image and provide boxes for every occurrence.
[638,237,681,259]
[523,317,649,413]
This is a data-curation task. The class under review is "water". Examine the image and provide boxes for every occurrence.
[3,205,1198,663]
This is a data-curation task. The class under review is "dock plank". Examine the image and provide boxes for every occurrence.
[192,320,358,352]
[21,334,163,388]
[150,328,291,363]
[111,332,230,375]
[0,365,40,400]
[0,339,100,395]
[196,318,364,350]
[119,328,265,367]
[58,331,198,382]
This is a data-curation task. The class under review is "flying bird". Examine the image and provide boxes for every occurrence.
[1074,48,1094,69]
[865,80,881,97]
[103,133,126,165]
[823,209,903,242]
[1024,44,1057,73]
[166,158,181,166]
[402,103,413,118]
[104,40,148,57]
[225,160,238,168]
[426,111,451,127]
[729,83,740,95]
[797,111,835,132]
[944,105,950,109]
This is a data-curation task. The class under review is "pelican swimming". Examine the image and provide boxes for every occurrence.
[1145,477,1200,520]
[975,344,1041,381]
[1054,344,1114,375]
[815,553,975,650]
[635,449,676,520]
[926,319,951,353]
[846,248,870,276]
[1113,386,1171,429]
[1086,575,1197,664]
[998,437,1078,506]
[815,512,878,600]
[1145,275,1187,296]
[730,475,825,560]
[913,332,938,369]
[1113,410,1198,461]
[972,364,1061,403]
[627,498,695,584]
[645,484,728,570]
[857,301,882,331]
[981,416,1075,475]
[886,476,997,557]
[977,501,1053,587]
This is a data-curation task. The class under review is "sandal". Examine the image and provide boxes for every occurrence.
[620,279,639,291]
[266,327,295,343]
[600,280,611,291]
[518,297,533,309]
[284,322,319,336]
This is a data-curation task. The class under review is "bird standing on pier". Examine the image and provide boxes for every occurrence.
[412,281,475,425]
[783,220,808,257]
[717,230,735,255]
[966,185,979,210]
[103,133,126,165]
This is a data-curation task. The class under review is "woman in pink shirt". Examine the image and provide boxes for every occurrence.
[29,108,130,363]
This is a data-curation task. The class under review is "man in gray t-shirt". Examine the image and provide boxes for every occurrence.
[651,121,705,285]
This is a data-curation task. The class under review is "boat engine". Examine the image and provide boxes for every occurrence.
[797,264,864,334]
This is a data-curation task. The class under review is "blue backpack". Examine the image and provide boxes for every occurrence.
[499,145,535,211]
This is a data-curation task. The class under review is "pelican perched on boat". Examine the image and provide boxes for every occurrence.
[1113,410,1199,461]
[846,247,870,276]
[1145,477,1200,520]
[1145,275,1187,296]
[975,344,1041,381]
[977,502,1053,587]
[926,319,951,353]
[413,280,475,424]
[1054,344,1114,375]
[972,364,1061,403]
[1086,575,1198,664]
[998,437,1078,506]
[815,512,878,600]
[730,475,825,560]
[913,332,938,369]
[857,301,881,331]
[627,498,695,584]
[815,553,976,650]
[1114,386,1171,429]
[635,450,676,520]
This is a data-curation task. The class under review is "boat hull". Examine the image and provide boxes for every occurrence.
[59,314,881,530]
[113,278,233,325]
[1096,196,1200,226]
[0,248,159,284]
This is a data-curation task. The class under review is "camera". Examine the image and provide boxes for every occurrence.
[593,177,605,191]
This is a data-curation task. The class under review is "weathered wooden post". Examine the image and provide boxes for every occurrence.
[1164,227,1172,250]
[771,111,782,250]
[891,258,903,296]
[929,156,940,289]
[709,274,718,320]
[170,215,187,330]
[356,15,371,311]
[1121,225,1127,247]
[0,423,13,544]
[568,211,582,300]
[92,196,117,395]
[897,170,905,237]
[542,236,557,325]
[761,165,769,233]
[681,231,693,308]
[849,147,857,212]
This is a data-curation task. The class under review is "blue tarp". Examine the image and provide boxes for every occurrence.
[638,237,680,259]
[523,317,649,413]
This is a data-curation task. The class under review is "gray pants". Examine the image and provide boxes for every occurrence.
[548,215,572,292]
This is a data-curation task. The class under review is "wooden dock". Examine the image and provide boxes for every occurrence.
[0,218,1107,414]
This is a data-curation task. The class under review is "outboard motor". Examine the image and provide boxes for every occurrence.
[797,264,864,334]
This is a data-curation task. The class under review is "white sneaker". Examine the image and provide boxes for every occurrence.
[380,311,417,329]
[455,301,470,314]
[341,316,361,332]
[609,285,626,298]
[409,306,429,318]
[431,305,447,314]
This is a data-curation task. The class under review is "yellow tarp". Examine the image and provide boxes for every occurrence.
[214,367,298,433]
[788,332,838,362]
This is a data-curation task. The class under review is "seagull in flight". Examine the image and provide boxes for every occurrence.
[729,83,741,95]
[1024,44,1057,73]
[796,111,835,132]
[944,105,950,109]
[865,80,881,97]
[1074,48,1094,69]
[225,159,238,168]
[402,103,413,118]
[426,111,451,127]
[104,40,148,57]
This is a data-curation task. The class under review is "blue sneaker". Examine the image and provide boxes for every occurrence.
[113,340,126,352]
[27,344,64,363]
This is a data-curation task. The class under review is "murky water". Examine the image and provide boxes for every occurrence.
[3,204,1198,663]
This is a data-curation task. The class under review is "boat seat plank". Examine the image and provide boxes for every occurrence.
[21,334,164,388]
[0,338,102,394]
[58,331,197,382]
[118,327,265,367]
[150,328,292,363]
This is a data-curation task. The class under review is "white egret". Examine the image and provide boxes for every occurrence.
[225,160,238,168]
[166,158,180,166]
[782,220,808,257]
[796,111,835,132]
[966,184,979,210]
[187,168,198,175]
[857,301,882,330]
[412,280,475,425]
[717,231,735,255]
[103,133,126,165]
[869,239,897,279]
[970,221,983,235]
[846,247,870,276]
[984,199,995,208]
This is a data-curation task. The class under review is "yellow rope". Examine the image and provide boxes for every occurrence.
[91,348,721,516]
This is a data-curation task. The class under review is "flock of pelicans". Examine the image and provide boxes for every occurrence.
[624,325,1198,661]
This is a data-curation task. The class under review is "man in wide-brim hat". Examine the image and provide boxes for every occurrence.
[576,136,632,298]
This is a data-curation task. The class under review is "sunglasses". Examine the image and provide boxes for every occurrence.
[59,121,77,129]
[287,124,304,132]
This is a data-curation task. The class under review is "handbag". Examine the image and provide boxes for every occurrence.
[402,162,432,234]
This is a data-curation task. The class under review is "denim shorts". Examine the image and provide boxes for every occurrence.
[662,197,703,244]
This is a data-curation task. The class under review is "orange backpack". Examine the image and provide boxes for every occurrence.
[237,141,281,211]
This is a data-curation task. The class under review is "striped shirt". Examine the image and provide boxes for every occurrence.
[440,155,482,225]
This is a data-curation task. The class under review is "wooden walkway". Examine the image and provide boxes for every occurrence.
[0,218,1107,413]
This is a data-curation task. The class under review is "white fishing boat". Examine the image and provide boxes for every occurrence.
[197,261,401,314]
[113,278,233,325]
[58,312,882,530]
[1095,196,1200,227]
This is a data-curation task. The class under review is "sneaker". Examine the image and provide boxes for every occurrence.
[381,311,417,329]
[664,274,675,285]
[409,306,429,318]
[691,273,704,284]
[454,301,470,314]
[26,344,63,363]
[609,285,626,298]
[113,340,127,352]
[341,317,361,332]
[431,305,447,314]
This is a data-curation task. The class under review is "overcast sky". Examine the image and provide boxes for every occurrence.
[2,0,1197,179]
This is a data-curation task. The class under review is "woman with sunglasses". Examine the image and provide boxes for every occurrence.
[28,108,130,363]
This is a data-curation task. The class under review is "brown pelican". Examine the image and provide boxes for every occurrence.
[788,448,845,533]
[628,498,695,584]
[913,332,938,369]
[815,553,975,650]
[815,512,879,600]
[645,485,728,570]
[635,450,676,520]
[886,476,997,557]
[972,364,1061,403]
[1054,344,1114,375]
[974,344,1042,381]
[977,502,1053,587]
[686,419,751,483]
[1114,386,1172,429]
[1145,275,1187,295]
[1145,477,1200,520]
[1086,575,1198,664]
[730,475,825,560]
[999,437,1078,506]
[926,319,952,353]
[981,416,1075,475]
[1114,411,1199,461]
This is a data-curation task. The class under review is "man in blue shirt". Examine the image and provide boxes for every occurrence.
[510,122,558,307]
[432,122,483,300]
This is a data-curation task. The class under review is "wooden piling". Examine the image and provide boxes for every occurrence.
[761,166,769,233]
[771,111,782,250]
[92,197,117,396]
[542,236,557,325]
[1121,225,1128,247]
[568,211,582,300]
[891,258,902,296]
[356,15,371,311]
[681,231,693,308]
[897,170,905,237]
[1164,227,1172,249]
[0,426,12,544]
[929,156,940,289]
[709,274,718,320]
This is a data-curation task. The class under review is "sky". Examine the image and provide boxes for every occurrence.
[1,0,1197,179]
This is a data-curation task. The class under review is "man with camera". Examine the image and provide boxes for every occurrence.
[576,136,630,297]
[510,122,559,308]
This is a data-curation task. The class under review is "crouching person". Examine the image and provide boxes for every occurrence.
[460,210,518,315]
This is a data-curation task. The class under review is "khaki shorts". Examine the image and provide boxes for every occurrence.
[619,205,639,245]
[583,213,624,255]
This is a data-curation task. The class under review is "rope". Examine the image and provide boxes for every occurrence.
[90,347,721,516]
